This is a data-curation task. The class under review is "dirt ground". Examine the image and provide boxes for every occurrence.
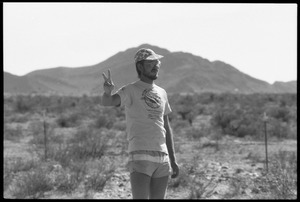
[4,133,296,199]
[91,137,297,199]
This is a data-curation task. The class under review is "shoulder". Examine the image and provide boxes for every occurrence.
[154,84,168,94]
[120,81,136,91]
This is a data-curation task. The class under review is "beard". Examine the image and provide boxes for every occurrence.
[142,70,158,80]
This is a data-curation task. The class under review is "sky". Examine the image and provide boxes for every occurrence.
[3,3,297,84]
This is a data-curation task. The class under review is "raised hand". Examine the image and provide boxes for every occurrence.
[102,69,115,95]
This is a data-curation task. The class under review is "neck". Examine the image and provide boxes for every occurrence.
[140,76,155,84]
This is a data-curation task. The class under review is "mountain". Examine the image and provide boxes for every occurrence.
[271,81,297,93]
[3,44,297,95]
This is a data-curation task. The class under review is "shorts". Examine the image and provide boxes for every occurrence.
[127,150,172,178]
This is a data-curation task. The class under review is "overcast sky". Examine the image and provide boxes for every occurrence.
[3,3,297,83]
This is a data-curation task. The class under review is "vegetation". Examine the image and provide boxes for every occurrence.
[3,92,297,199]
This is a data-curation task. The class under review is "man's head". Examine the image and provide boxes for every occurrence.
[134,48,164,80]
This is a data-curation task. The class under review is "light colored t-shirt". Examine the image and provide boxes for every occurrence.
[115,80,172,154]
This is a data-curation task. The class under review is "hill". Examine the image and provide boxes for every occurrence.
[3,44,297,95]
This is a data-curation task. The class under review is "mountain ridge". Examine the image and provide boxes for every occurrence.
[3,44,297,95]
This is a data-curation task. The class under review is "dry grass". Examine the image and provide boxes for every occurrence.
[3,93,297,199]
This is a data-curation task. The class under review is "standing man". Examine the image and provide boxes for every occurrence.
[101,48,179,199]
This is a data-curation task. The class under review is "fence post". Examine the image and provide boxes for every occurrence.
[263,112,269,172]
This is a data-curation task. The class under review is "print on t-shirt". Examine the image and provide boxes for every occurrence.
[141,88,163,120]
[141,88,162,109]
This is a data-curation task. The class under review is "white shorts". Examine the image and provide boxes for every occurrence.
[127,150,172,178]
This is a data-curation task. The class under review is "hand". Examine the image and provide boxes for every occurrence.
[102,69,115,95]
[170,161,180,178]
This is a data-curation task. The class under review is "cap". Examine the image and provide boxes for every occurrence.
[134,48,164,63]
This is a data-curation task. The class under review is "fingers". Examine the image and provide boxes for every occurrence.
[171,170,179,178]
[171,164,180,178]
[107,69,111,80]
[102,69,112,83]
[102,72,108,82]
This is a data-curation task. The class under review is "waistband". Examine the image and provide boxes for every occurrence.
[128,150,169,163]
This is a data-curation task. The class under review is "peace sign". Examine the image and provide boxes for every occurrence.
[102,69,115,94]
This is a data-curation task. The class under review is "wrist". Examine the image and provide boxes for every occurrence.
[103,91,112,96]
[169,156,177,164]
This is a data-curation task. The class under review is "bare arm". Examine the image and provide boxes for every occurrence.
[164,114,179,178]
[101,69,121,107]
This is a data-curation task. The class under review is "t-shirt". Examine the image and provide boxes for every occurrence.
[115,80,172,154]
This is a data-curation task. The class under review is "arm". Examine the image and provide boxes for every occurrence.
[102,93,121,107]
[164,114,180,178]
[101,69,121,107]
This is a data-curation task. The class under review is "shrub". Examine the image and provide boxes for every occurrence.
[56,113,80,128]
[4,157,38,194]
[9,114,29,123]
[49,127,109,166]
[49,166,81,193]
[93,115,113,129]
[185,126,205,140]
[252,150,297,199]
[267,120,290,139]
[83,157,116,197]
[14,95,32,113]
[4,125,23,142]
[10,167,53,198]
[189,176,217,199]
[268,106,291,123]
[172,119,190,132]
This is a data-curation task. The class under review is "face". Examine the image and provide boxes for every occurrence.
[140,59,161,80]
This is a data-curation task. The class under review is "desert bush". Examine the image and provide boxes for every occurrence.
[185,126,206,140]
[268,106,291,123]
[93,115,114,129]
[84,157,116,193]
[188,176,217,199]
[223,176,247,199]
[56,112,81,128]
[272,150,297,175]
[265,161,297,199]
[10,167,53,198]
[169,159,217,199]
[48,164,81,193]
[29,123,56,145]
[4,157,38,174]
[251,150,297,199]
[4,125,23,142]
[48,127,109,167]
[13,95,32,113]
[4,157,39,193]
[8,113,30,123]
[267,119,290,139]
[172,119,191,133]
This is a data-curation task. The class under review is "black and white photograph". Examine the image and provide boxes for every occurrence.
[3,2,297,199]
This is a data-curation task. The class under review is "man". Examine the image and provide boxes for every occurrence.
[101,48,179,199]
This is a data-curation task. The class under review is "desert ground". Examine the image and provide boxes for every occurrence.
[3,93,297,199]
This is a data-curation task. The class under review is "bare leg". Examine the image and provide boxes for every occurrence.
[130,172,151,199]
[149,176,169,199]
